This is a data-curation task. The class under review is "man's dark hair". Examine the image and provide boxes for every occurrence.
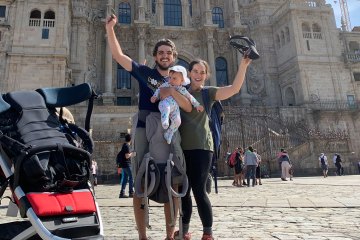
[125,134,131,142]
[152,39,178,58]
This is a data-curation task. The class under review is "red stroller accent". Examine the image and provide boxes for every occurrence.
[0,83,103,239]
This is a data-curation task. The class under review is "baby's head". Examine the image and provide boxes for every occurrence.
[169,65,190,86]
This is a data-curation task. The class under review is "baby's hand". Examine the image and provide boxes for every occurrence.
[196,105,204,112]
[150,96,158,103]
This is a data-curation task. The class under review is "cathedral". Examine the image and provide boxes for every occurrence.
[0,0,359,179]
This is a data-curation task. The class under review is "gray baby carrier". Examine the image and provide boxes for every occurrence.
[134,112,188,230]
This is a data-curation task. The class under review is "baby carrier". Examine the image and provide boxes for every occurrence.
[0,83,103,240]
[134,112,188,232]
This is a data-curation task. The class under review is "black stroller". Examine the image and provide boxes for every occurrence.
[0,83,103,239]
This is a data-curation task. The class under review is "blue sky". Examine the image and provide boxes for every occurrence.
[326,0,360,29]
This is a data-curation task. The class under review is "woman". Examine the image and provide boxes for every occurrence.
[177,56,251,240]
[244,146,259,187]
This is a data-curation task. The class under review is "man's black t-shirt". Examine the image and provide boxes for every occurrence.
[118,143,131,168]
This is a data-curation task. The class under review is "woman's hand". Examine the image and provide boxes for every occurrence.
[240,54,252,69]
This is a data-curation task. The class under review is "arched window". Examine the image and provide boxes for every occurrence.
[164,0,182,26]
[312,23,322,39]
[119,2,131,24]
[349,41,360,53]
[152,0,156,14]
[189,0,192,17]
[30,9,41,19]
[284,87,296,106]
[215,57,228,86]
[312,23,321,32]
[43,10,55,27]
[212,7,224,28]
[29,9,41,27]
[302,22,311,39]
[177,58,189,70]
[117,64,131,89]
[44,10,55,19]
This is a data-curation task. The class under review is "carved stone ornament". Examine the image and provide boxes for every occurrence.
[246,65,265,95]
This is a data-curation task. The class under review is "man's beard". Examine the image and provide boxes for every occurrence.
[155,60,173,71]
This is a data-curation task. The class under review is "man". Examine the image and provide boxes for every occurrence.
[105,14,191,240]
[118,134,134,198]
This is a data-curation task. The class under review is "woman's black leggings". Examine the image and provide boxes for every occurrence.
[182,149,213,228]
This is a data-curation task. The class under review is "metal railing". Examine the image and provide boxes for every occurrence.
[306,100,359,111]
[346,53,360,63]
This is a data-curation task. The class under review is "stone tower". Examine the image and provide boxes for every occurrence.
[0,0,71,92]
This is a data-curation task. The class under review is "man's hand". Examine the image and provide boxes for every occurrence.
[105,14,117,29]
[150,96,158,103]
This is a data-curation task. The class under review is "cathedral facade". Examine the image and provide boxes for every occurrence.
[0,0,359,178]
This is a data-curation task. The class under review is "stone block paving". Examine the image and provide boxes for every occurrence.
[1,175,360,239]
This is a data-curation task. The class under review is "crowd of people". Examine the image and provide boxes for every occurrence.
[229,146,263,187]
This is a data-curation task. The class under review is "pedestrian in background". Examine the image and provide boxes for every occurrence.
[280,150,291,181]
[92,159,98,186]
[244,146,259,187]
[254,149,262,185]
[319,153,328,178]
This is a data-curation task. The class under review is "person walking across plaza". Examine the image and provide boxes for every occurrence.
[319,153,328,178]
[254,149,262,185]
[334,153,343,176]
[280,150,292,181]
[178,56,252,240]
[106,14,192,240]
[118,134,134,198]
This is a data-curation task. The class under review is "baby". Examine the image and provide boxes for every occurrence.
[150,65,204,144]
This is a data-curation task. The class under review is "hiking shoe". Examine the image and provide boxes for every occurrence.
[174,231,191,240]
[201,234,214,240]
[129,192,134,198]
[119,194,128,198]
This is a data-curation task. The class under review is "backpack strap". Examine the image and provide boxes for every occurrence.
[201,88,212,120]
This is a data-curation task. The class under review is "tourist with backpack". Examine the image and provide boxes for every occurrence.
[106,15,192,240]
[178,56,251,240]
[319,153,328,178]
[118,134,134,198]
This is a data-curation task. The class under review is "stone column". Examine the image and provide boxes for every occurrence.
[158,0,164,26]
[205,27,216,86]
[232,0,242,26]
[181,0,188,28]
[138,0,145,21]
[137,27,146,63]
[205,0,212,25]
[103,0,115,105]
